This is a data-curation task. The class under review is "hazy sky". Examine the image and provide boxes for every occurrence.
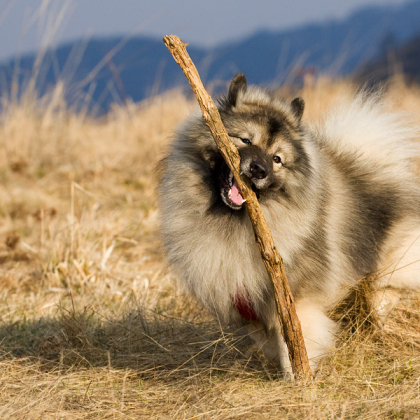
[0,0,410,61]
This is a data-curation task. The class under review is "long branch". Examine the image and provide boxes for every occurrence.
[163,35,311,379]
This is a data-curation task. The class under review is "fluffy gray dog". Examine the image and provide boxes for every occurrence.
[159,73,420,373]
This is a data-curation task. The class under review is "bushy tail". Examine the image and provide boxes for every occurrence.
[313,91,420,173]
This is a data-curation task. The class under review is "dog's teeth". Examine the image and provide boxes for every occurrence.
[228,172,233,186]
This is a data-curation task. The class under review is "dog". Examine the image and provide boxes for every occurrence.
[158,73,420,373]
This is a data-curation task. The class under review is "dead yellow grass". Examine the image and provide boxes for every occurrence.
[1,78,420,419]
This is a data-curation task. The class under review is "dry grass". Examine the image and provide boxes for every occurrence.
[1,77,420,419]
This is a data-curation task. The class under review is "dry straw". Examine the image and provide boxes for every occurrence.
[0,74,420,418]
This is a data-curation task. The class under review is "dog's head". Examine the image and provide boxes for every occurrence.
[203,73,310,211]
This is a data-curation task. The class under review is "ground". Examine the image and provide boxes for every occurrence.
[1,78,420,418]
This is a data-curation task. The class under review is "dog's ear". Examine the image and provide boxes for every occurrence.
[228,73,247,107]
[291,97,305,123]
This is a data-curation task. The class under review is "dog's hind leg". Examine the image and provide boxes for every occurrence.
[373,225,420,326]
[371,287,402,327]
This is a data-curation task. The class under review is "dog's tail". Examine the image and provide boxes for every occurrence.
[313,91,420,174]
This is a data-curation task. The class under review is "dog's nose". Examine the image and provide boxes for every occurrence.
[250,161,268,179]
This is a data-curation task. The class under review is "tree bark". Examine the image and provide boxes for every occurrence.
[163,35,312,379]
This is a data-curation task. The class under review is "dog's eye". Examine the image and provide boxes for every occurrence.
[273,155,282,164]
[240,138,252,145]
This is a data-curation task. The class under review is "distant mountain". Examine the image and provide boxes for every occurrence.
[355,32,420,84]
[1,0,420,113]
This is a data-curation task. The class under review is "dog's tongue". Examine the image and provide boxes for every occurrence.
[230,181,244,205]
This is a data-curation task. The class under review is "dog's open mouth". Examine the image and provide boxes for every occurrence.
[219,166,246,210]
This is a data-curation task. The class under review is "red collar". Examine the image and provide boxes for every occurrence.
[232,293,260,322]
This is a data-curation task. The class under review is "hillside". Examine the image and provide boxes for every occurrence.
[1,0,420,113]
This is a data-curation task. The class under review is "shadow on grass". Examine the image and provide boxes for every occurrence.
[0,304,278,381]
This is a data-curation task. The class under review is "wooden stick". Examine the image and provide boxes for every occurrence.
[163,35,311,379]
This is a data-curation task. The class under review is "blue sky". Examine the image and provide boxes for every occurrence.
[0,0,409,60]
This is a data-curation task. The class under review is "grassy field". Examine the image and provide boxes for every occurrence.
[1,77,420,419]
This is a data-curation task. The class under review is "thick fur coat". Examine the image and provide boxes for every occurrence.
[159,74,420,372]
